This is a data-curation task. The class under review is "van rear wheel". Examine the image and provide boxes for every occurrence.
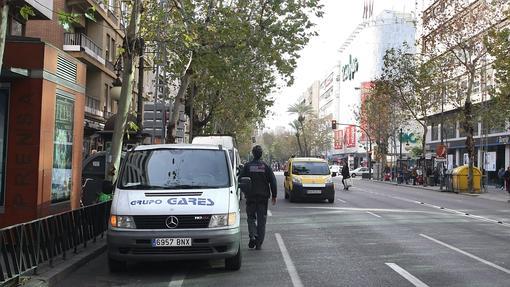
[225,243,242,271]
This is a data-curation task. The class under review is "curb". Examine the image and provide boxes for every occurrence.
[363,179,509,201]
[21,239,107,287]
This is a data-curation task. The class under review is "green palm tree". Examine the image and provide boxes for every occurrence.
[289,120,304,156]
[288,103,314,156]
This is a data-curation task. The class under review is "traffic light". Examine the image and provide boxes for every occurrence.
[331,120,337,130]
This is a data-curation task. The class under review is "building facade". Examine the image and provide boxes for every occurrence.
[421,0,510,184]
[331,10,416,169]
[25,0,150,155]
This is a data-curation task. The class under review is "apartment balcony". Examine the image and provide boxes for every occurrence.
[108,9,119,24]
[64,33,105,66]
[13,0,53,20]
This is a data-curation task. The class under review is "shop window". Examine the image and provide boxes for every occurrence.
[0,89,8,209]
[51,93,75,204]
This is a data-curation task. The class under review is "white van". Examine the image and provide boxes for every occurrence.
[192,136,241,174]
[107,144,244,272]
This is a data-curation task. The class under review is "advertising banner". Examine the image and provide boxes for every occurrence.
[51,94,74,203]
[345,125,356,148]
[334,130,343,150]
[484,152,496,171]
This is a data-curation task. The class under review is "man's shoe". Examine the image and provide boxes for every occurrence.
[255,242,262,250]
[248,238,256,249]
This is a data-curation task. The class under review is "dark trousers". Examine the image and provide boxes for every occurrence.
[246,199,268,244]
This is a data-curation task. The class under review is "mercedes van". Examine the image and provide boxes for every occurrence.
[107,144,243,272]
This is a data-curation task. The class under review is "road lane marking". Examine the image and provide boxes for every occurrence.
[268,210,273,216]
[168,273,186,287]
[275,233,304,287]
[366,211,382,218]
[420,234,510,275]
[337,198,347,203]
[363,190,510,228]
[386,263,429,287]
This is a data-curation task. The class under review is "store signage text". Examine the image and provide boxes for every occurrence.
[342,55,359,82]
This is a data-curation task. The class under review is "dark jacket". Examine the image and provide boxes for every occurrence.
[341,165,350,178]
[239,159,277,200]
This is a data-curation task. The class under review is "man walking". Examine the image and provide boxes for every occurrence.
[239,145,277,250]
[341,160,350,190]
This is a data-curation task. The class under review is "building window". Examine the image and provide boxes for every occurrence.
[51,93,74,204]
[0,89,8,209]
[106,35,111,62]
[459,121,479,137]
[10,17,24,36]
[111,38,116,60]
[431,123,439,141]
[443,120,456,139]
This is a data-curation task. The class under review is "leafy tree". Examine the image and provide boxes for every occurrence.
[143,0,323,143]
[485,26,510,127]
[422,0,506,192]
[288,102,314,156]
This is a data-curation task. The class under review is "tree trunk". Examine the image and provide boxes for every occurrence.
[300,121,309,157]
[166,69,192,143]
[295,133,303,156]
[0,4,9,70]
[421,122,428,187]
[107,0,142,182]
[465,68,476,193]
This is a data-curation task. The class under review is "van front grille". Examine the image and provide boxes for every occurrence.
[131,247,213,255]
[133,215,211,229]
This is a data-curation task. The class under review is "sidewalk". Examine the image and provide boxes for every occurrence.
[364,179,510,203]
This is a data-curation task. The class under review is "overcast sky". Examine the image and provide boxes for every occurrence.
[264,0,419,131]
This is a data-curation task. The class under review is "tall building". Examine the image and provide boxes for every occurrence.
[421,0,510,184]
[333,10,416,168]
[25,0,150,155]
[300,80,320,114]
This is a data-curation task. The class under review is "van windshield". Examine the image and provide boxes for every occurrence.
[292,162,330,175]
[119,149,231,190]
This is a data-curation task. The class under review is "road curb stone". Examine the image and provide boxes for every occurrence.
[20,238,107,287]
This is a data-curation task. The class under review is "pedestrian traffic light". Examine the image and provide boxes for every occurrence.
[332,120,337,130]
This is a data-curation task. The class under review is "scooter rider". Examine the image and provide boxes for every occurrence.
[239,145,277,250]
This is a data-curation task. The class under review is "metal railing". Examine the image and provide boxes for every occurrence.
[64,33,103,59]
[0,201,111,285]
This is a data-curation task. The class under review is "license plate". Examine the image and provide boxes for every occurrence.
[307,190,322,194]
[151,238,192,247]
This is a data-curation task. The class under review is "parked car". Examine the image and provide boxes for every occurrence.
[350,167,372,178]
[284,157,335,203]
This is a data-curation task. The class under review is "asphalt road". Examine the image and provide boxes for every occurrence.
[56,175,510,287]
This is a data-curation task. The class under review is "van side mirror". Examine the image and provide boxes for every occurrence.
[284,171,289,177]
[102,180,114,195]
[239,177,251,194]
[331,173,337,177]
[237,164,243,176]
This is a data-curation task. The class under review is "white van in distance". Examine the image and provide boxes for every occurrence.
[107,144,245,272]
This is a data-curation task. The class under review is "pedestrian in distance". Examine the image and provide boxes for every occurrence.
[341,160,351,190]
[497,167,505,190]
[504,166,510,195]
[239,145,277,250]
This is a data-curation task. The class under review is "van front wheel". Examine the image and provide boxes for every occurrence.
[225,243,242,271]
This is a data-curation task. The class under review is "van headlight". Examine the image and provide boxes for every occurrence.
[209,212,237,228]
[292,177,302,184]
[110,215,136,229]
